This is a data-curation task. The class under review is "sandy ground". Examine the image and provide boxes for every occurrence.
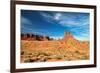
[20,37,89,63]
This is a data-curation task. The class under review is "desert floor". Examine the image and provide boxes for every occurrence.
[21,39,89,63]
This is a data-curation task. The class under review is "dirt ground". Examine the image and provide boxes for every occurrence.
[21,38,89,63]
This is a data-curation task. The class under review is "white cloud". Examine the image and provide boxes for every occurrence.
[54,13,62,20]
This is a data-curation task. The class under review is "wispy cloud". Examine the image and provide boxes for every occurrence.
[21,17,32,25]
[40,12,89,27]
[59,20,81,26]
[21,25,49,35]
[58,13,89,27]
[39,11,90,40]
[21,17,51,36]
[21,10,90,41]
[39,12,55,24]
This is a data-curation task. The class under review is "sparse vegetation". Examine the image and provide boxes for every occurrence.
[21,32,89,63]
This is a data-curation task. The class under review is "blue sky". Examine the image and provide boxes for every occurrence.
[21,10,90,41]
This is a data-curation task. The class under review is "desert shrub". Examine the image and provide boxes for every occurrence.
[75,50,80,54]
[37,52,50,56]
[67,59,71,61]
[21,51,24,55]
[80,55,88,60]
[24,59,34,62]
[27,55,32,58]
[38,58,47,62]
[31,52,39,57]
[28,53,32,55]
[56,56,62,59]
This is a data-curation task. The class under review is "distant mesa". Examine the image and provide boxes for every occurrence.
[21,33,53,41]
[21,32,75,41]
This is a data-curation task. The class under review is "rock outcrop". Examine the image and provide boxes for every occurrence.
[64,32,73,39]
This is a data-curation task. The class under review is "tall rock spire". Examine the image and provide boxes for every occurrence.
[63,32,74,40]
